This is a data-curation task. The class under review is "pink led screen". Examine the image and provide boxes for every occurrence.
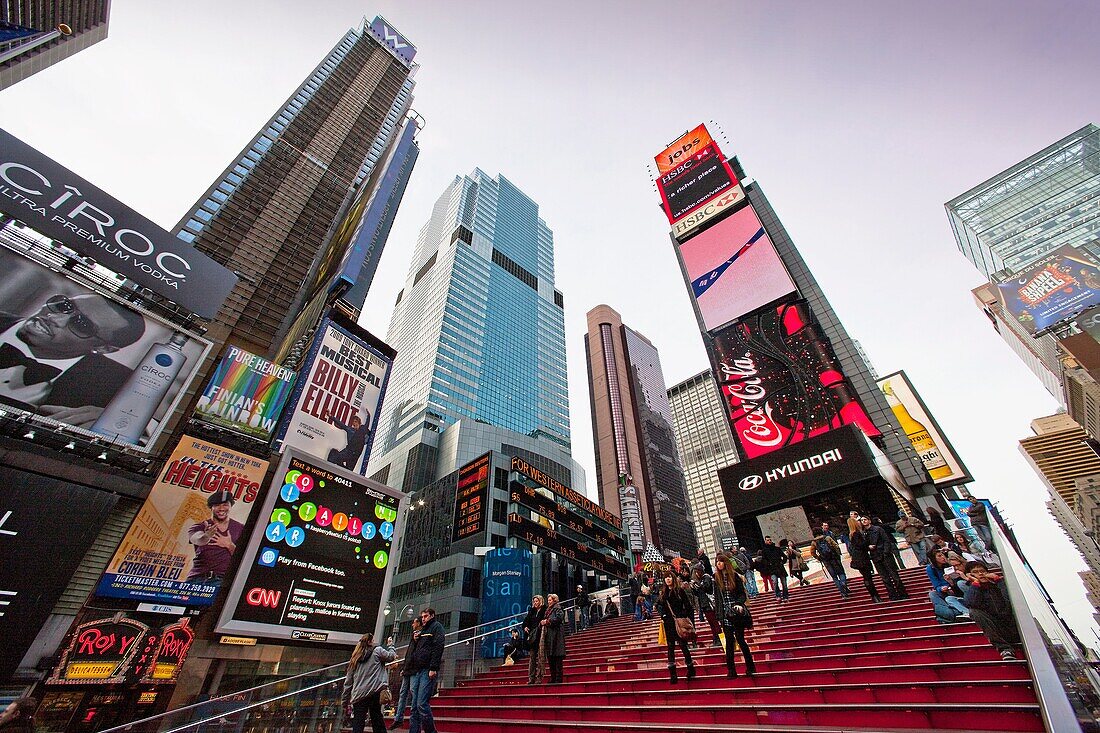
[678,204,797,332]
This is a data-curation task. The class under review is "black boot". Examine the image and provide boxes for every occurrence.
[727,665,738,679]
[744,650,756,677]
[668,665,678,684]
[686,663,697,681]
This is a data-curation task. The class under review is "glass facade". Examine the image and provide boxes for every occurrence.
[372,170,570,490]
[667,371,741,557]
[947,124,1100,280]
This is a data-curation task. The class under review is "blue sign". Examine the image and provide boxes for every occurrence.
[996,245,1100,335]
[479,548,532,658]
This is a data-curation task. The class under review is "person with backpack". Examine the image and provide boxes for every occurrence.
[735,547,758,597]
[342,632,397,733]
[810,528,850,598]
[713,554,756,678]
[657,571,696,683]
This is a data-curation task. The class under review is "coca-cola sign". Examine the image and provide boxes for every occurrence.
[708,301,879,459]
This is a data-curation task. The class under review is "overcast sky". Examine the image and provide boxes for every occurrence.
[3,1,1099,645]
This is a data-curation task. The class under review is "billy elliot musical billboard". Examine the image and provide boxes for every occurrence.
[707,300,880,460]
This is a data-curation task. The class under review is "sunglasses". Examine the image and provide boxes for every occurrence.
[45,295,101,339]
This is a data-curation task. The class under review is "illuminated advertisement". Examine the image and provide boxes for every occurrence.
[0,245,210,450]
[276,315,394,474]
[678,204,797,332]
[876,371,970,486]
[995,244,1100,335]
[657,142,739,224]
[508,513,630,578]
[510,480,627,554]
[709,301,880,460]
[655,124,716,175]
[216,449,406,645]
[510,456,622,531]
[672,185,746,241]
[452,452,490,543]
[45,613,194,687]
[96,436,269,606]
[194,346,296,440]
[0,128,236,318]
[479,548,532,658]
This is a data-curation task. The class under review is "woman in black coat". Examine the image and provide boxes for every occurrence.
[714,554,755,678]
[523,595,546,684]
[690,567,722,647]
[540,593,567,684]
[657,571,695,683]
[849,522,883,602]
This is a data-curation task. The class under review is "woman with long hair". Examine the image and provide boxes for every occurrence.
[540,593,568,684]
[341,632,397,733]
[523,595,546,684]
[714,553,756,678]
[658,571,695,683]
[690,567,722,647]
[783,539,809,587]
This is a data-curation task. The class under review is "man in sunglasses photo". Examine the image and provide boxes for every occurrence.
[0,291,146,424]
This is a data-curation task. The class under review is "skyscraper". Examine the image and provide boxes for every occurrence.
[0,1,110,89]
[369,169,570,493]
[586,305,698,560]
[667,371,740,556]
[173,17,418,356]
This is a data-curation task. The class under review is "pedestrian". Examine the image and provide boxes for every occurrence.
[848,518,882,602]
[926,506,952,543]
[589,597,603,626]
[540,593,567,684]
[574,584,591,632]
[658,571,696,683]
[342,632,397,733]
[713,554,755,678]
[861,516,907,600]
[846,510,862,543]
[696,548,714,576]
[523,595,546,684]
[783,539,809,587]
[896,510,929,565]
[821,522,837,541]
[955,532,1001,567]
[606,599,620,618]
[873,516,905,570]
[735,546,758,597]
[965,495,994,549]
[926,549,970,623]
[963,560,1021,659]
[0,698,36,733]
[389,617,422,729]
[625,572,641,616]
[690,567,722,647]
[760,536,789,601]
[406,608,445,733]
[810,528,849,598]
[754,551,773,595]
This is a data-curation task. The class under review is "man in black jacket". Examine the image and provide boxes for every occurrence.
[574,585,591,632]
[407,608,445,733]
[859,516,907,600]
[760,536,789,601]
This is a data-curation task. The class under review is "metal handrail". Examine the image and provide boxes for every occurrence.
[100,596,589,733]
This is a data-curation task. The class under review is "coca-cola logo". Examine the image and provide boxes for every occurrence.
[720,354,785,449]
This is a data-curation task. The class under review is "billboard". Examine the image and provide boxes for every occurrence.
[655,124,716,175]
[46,613,194,686]
[709,301,880,460]
[453,452,490,543]
[96,436,269,606]
[656,142,739,224]
[0,469,118,681]
[0,245,210,450]
[478,548,532,658]
[717,424,881,519]
[0,128,236,318]
[276,316,393,474]
[216,449,406,645]
[995,244,1100,335]
[368,16,416,64]
[876,371,970,486]
[678,204,797,332]
[194,346,296,440]
[671,185,746,241]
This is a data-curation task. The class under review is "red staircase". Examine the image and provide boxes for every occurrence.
[431,566,1044,733]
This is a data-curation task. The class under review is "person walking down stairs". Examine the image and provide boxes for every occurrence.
[759,536,789,601]
[540,593,568,684]
[658,572,696,684]
[810,528,850,599]
[713,554,756,679]
[848,519,883,603]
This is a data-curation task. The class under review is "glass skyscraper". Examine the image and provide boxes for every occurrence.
[370,170,570,493]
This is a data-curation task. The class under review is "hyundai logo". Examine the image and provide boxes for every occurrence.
[738,475,764,491]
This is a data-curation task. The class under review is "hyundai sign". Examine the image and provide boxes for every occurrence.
[717,424,880,519]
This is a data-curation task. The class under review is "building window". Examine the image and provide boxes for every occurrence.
[492,499,507,524]
[461,567,480,598]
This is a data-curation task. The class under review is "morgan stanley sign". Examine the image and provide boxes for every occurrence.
[0,128,236,318]
[717,424,880,520]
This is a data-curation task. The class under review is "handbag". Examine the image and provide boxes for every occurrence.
[667,601,696,643]
[379,686,393,705]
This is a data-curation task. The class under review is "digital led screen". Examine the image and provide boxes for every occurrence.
[452,452,490,543]
[655,123,716,175]
[657,143,739,224]
[708,300,880,460]
[507,513,629,579]
[995,244,1100,335]
[216,449,405,645]
[510,456,622,531]
[678,204,797,332]
[510,480,627,554]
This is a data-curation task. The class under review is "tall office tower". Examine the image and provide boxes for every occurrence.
[1019,414,1100,510]
[0,1,110,89]
[586,305,698,560]
[1047,489,1100,625]
[173,17,417,356]
[667,371,740,556]
[369,170,570,494]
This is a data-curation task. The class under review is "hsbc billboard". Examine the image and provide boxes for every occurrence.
[717,424,880,519]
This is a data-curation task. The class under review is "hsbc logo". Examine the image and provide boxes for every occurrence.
[738,475,763,491]
[245,588,282,608]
